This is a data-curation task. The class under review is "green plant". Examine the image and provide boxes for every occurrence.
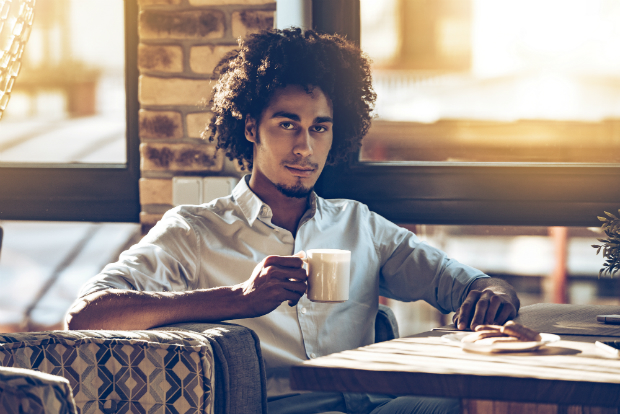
[592,210,620,277]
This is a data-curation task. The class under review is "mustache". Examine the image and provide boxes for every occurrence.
[280,158,319,170]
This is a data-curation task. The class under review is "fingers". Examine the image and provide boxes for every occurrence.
[280,278,307,307]
[495,302,517,325]
[470,293,506,329]
[250,278,306,310]
[470,295,489,329]
[263,265,307,283]
[260,254,308,285]
[277,283,305,306]
[456,289,518,330]
[263,255,305,268]
[484,295,502,325]
[281,279,307,295]
[455,290,480,330]
[471,292,505,328]
[260,259,308,307]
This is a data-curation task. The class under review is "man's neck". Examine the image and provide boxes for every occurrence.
[247,174,310,236]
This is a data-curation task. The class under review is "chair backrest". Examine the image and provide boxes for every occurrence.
[0,366,77,414]
[375,304,400,343]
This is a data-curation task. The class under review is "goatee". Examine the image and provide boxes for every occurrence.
[274,182,313,198]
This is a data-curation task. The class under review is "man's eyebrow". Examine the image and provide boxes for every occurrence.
[271,111,300,121]
[314,116,333,124]
[270,111,333,124]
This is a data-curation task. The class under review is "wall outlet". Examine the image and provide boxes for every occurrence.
[203,177,239,204]
[172,176,239,206]
[172,177,202,206]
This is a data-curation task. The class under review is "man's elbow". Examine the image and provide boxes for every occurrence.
[65,308,83,330]
[64,292,106,330]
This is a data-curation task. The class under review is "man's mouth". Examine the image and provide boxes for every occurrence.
[285,165,316,177]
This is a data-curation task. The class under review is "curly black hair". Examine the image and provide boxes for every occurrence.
[205,28,376,170]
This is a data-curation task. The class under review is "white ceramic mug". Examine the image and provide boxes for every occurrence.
[305,249,350,303]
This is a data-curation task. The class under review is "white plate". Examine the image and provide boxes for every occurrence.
[441,332,560,353]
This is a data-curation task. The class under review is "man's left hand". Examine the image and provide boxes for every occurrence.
[452,278,520,331]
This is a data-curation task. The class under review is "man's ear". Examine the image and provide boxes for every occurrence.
[245,116,258,143]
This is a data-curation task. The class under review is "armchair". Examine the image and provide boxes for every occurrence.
[0,305,398,414]
[0,366,77,414]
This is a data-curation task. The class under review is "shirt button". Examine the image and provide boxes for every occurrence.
[301,307,307,314]
[310,353,317,359]
[274,228,279,233]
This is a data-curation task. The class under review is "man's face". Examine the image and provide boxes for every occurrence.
[245,84,334,198]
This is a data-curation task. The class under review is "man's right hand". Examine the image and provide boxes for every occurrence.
[238,254,308,317]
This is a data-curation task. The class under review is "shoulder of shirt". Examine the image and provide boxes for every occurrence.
[317,196,371,215]
[161,194,238,222]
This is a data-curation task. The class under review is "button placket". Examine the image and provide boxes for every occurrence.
[297,298,315,360]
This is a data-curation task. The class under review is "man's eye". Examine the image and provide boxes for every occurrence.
[280,122,294,130]
[313,125,327,133]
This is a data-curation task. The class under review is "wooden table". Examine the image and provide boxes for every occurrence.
[290,304,620,414]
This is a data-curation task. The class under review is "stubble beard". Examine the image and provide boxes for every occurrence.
[274,180,314,199]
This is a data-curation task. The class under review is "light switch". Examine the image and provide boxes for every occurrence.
[172,177,202,206]
[203,177,239,204]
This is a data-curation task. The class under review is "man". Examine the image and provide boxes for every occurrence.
[67,29,519,414]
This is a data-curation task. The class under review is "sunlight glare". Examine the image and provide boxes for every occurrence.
[473,0,620,77]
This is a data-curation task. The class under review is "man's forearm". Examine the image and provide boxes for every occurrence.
[64,286,248,331]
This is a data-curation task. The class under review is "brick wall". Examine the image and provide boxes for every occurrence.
[137,0,275,230]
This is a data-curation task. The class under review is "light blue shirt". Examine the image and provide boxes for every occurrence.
[79,176,487,396]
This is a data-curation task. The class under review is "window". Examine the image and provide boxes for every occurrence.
[0,0,139,222]
[315,0,620,227]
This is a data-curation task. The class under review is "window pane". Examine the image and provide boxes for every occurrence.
[0,0,126,165]
[0,220,140,332]
[405,224,620,304]
[360,0,620,163]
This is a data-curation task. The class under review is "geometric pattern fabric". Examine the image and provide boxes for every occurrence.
[0,330,215,414]
[0,366,77,414]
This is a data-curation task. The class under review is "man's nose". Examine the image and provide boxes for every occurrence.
[293,130,313,157]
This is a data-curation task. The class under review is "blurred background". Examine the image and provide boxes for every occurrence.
[360,0,620,164]
[1,0,126,164]
[0,0,138,333]
[1,0,619,335]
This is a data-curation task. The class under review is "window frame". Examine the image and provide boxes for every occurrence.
[0,0,140,223]
[313,0,620,228]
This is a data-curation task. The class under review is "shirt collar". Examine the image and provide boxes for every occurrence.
[232,175,265,227]
[231,174,319,227]
[303,191,319,225]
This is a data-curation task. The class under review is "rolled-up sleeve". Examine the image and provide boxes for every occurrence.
[78,210,201,298]
[370,211,488,313]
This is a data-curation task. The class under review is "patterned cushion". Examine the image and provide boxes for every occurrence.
[159,323,267,414]
[0,366,77,414]
[0,330,215,414]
